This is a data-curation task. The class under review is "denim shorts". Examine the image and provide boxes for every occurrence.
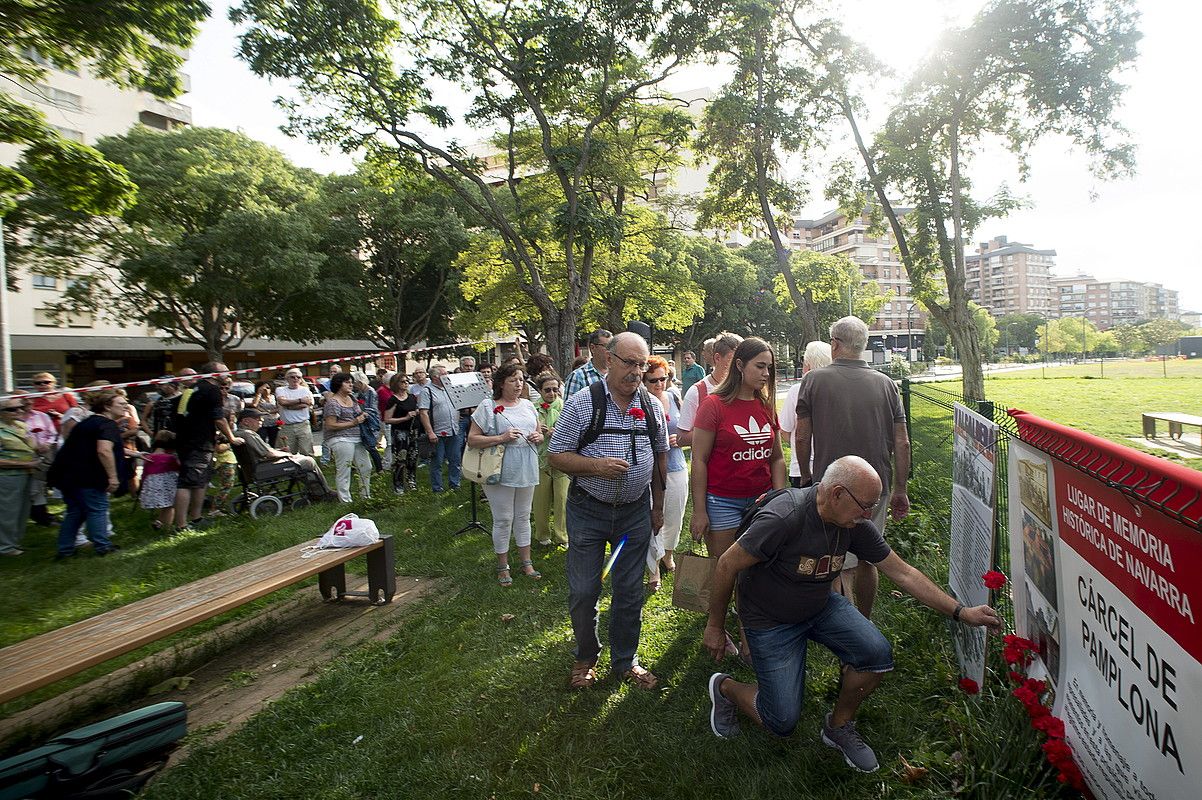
[745,592,894,737]
[705,493,758,530]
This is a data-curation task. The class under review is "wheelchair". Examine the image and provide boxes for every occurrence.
[227,442,312,518]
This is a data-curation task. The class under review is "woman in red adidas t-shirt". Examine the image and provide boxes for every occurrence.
[690,337,786,661]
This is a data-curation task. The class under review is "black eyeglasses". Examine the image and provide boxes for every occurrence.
[1,406,22,412]
[644,376,668,384]
[839,484,879,512]
[33,380,53,385]
[611,354,648,371]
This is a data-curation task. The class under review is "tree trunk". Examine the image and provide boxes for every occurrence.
[542,306,577,377]
[946,111,985,401]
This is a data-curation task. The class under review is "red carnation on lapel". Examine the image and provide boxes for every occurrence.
[628,407,646,420]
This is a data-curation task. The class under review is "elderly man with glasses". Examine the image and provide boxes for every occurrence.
[275,369,315,456]
[703,456,1001,771]
[792,316,911,620]
[549,332,668,691]
[29,373,77,433]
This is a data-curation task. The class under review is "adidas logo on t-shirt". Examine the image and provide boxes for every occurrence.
[734,416,773,446]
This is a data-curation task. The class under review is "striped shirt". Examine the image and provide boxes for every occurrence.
[563,360,605,399]
[548,380,669,504]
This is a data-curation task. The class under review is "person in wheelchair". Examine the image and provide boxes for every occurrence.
[234,409,338,503]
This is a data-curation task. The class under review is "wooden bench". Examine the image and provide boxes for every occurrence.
[0,536,395,705]
[1141,412,1202,441]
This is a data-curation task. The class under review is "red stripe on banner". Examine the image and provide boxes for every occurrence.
[1,338,505,401]
[1010,410,1202,527]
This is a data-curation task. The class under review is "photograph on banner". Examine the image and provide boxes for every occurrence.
[949,403,999,685]
[1007,442,1063,687]
[1008,432,1201,800]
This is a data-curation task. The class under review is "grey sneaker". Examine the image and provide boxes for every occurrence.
[821,713,878,772]
[708,673,739,739]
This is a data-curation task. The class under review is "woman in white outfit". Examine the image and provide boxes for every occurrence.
[467,363,543,586]
[323,373,372,502]
[642,355,688,591]
[778,341,832,488]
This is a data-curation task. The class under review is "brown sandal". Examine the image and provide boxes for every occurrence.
[622,665,659,690]
[569,661,598,689]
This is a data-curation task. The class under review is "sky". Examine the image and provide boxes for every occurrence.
[185,0,1202,312]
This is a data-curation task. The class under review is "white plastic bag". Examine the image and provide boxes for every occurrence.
[302,513,380,558]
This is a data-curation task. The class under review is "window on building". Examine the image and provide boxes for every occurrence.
[33,308,59,327]
[31,274,57,289]
[52,125,84,142]
[32,84,82,111]
[66,311,93,328]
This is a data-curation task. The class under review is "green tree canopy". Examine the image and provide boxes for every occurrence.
[311,165,468,351]
[9,126,329,359]
[232,0,721,372]
[0,0,209,215]
[820,0,1139,399]
[996,312,1045,352]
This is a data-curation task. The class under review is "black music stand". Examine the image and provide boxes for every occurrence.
[453,481,489,536]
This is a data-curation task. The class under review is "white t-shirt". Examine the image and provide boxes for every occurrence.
[275,385,313,424]
[778,381,809,479]
[677,375,718,432]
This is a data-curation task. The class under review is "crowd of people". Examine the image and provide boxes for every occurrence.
[0,319,1002,772]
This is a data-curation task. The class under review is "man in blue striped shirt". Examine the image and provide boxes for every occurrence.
[563,329,612,399]
[549,332,669,691]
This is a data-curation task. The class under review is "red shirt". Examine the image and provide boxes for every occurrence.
[32,393,77,432]
[695,394,778,499]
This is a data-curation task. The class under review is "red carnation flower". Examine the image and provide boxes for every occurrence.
[540,402,550,410]
[666,415,670,422]
[981,569,1007,589]
[1007,670,1025,684]
[1033,715,1066,739]
[629,407,646,420]
[32,428,43,433]
[958,677,980,695]
[494,405,505,414]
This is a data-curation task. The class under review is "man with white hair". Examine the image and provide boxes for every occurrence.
[704,456,1001,771]
[418,364,462,492]
[793,316,910,618]
[275,369,315,456]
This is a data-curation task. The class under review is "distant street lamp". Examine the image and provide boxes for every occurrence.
[906,302,918,363]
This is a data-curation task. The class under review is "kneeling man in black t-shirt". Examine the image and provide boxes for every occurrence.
[704,455,1001,772]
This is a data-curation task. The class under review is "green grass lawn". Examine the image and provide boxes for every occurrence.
[922,358,1202,471]
[1,461,1064,799]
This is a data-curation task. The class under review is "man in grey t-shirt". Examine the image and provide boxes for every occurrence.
[793,316,910,619]
[417,365,461,492]
[703,456,1000,772]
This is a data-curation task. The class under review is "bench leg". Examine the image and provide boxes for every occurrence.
[1143,415,1156,438]
[367,535,396,605]
[319,564,347,601]
[1170,422,1183,440]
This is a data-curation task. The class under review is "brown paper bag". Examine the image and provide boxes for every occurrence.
[672,550,715,613]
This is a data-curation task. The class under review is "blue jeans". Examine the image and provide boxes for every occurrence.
[565,484,651,672]
[746,592,893,736]
[705,493,757,530]
[56,487,114,555]
[429,431,462,492]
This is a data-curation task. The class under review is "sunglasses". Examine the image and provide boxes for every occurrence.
[33,380,53,385]
[644,376,668,384]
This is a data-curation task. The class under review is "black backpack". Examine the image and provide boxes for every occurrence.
[576,380,661,461]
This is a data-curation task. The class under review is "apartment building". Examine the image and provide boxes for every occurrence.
[1,53,378,387]
[1049,274,1180,329]
[791,210,926,356]
[964,236,1055,318]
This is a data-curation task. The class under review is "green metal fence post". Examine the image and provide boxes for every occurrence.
[901,377,912,437]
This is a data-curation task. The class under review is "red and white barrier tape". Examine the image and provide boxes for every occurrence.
[3,337,504,400]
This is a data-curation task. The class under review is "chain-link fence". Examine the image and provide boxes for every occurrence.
[901,379,1020,618]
